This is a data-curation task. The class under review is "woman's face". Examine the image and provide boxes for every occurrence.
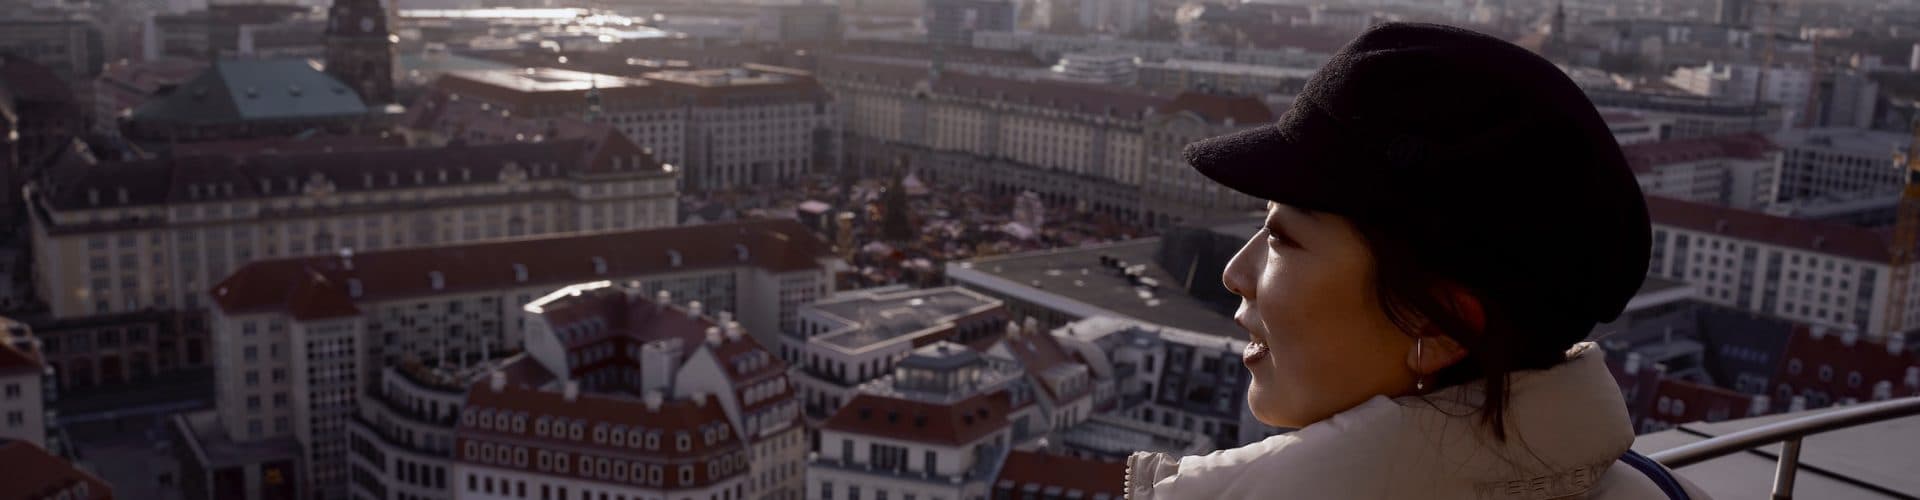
[1224,202,1420,428]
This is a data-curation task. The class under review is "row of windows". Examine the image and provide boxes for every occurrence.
[462,407,729,451]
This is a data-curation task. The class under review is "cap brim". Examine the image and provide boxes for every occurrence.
[1182,112,1350,215]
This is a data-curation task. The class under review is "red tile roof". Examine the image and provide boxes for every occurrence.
[1000,330,1091,404]
[1160,92,1275,126]
[1621,134,1774,173]
[0,439,112,500]
[0,336,42,376]
[210,219,832,319]
[823,391,1010,446]
[1645,195,1892,262]
[1772,326,1920,406]
[1642,378,1760,427]
[995,450,1124,499]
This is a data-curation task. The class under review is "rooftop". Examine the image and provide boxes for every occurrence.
[130,59,369,125]
[950,239,1243,339]
[810,287,1001,352]
[1770,126,1910,155]
[211,219,831,319]
[1636,405,1920,499]
[1051,414,1212,459]
[1621,133,1775,173]
[0,439,111,500]
[170,409,302,470]
[444,67,649,93]
[823,390,1012,446]
[1646,195,1891,262]
[994,450,1125,500]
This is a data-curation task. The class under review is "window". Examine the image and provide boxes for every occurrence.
[3,384,18,399]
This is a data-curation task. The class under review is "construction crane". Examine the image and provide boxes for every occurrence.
[1887,118,1920,335]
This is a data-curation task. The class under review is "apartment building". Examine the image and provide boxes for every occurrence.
[1623,134,1779,210]
[449,281,806,500]
[426,65,835,192]
[787,287,1009,421]
[816,57,1267,228]
[1587,88,1785,140]
[26,135,678,320]
[1050,316,1271,449]
[348,359,490,500]
[187,220,836,500]
[1770,127,1909,204]
[0,18,104,79]
[1646,195,1915,338]
[809,341,1035,500]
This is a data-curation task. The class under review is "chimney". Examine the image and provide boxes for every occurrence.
[339,247,355,270]
[639,338,682,393]
[1625,352,1643,374]
[1841,330,1859,347]
[643,390,664,411]
[1810,326,1828,340]
[706,326,723,347]
[656,290,672,311]
[1024,316,1039,334]
[687,300,704,319]
[691,391,707,407]
[490,370,506,392]
[718,310,734,325]
[1874,381,1893,401]
[724,321,743,342]
[564,380,580,402]
[1749,395,1770,416]
[1006,321,1020,339]
[1890,335,1907,356]
[1789,395,1807,412]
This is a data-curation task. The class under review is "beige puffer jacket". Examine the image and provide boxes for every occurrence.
[1125,343,1711,499]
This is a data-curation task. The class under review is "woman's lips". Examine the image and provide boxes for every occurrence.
[1243,340,1270,365]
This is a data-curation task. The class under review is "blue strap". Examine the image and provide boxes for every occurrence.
[1620,449,1691,500]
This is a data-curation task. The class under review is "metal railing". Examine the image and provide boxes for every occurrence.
[1648,396,1920,500]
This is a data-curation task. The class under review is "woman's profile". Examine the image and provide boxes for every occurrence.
[1125,23,1709,499]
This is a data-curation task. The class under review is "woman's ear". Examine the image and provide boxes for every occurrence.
[1407,333,1469,377]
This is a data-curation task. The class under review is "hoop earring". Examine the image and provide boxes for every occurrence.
[1414,338,1426,392]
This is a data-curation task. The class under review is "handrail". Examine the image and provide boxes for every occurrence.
[1647,396,1920,500]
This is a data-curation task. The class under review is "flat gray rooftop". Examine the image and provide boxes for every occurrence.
[956,239,1243,339]
[814,288,996,351]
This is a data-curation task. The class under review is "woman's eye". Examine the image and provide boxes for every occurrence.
[1264,227,1300,248]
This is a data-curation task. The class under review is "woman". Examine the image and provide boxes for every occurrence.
[1125,23,1709,499]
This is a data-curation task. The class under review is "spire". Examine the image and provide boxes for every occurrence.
[1550,1,1566,43]
[584,76,604,123]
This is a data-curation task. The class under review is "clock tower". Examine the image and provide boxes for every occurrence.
[324,0,395,104]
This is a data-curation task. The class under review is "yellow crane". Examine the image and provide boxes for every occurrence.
[1888,118,1920,335]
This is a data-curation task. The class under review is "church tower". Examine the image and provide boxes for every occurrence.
[324,0,395,104]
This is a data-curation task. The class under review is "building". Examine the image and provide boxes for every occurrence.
[1601,110,1674,145]
[121,59,379,143]
[449,280,807,500]
[1769,127,1908,204]
[25,135,677,320]
[21,310,210,392]
[1644,195,1913,337]
[0,53,83,224]
[192,220,835,499]
[170,409,303,500]
[991,450,1124,500]
[323,0,396,105]
[972,31,1332,69]
[0,438,113,500]
[0,319,48,449]
[1072,0,1152,35]
[91,58,206,139]
[810,341,1032,500]
[1049,316,1270,449]
[787,286,1009,420]
[1134,59,1315,96]
[817,57,1268,227]
[925,0,1016,47]
[1623,134,1779,210]
[945,238,1242,337]
[1048,52,1137,86]
[1763,186,1905,229]
[756,4,843,43]
[1586,88,1784,140]
[0,18,105,80]
[348,357,496,500]
[425,64,834,191]
[147,4,323,61]
[1664,63,1880,129]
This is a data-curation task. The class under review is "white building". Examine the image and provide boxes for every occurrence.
[1665,63,1880,129]
[1646,195,1917,338]
[1049,52,1138,86]
[0,320,48,449]
[1073,0,1152,35]
[1601,110,1674,145]
[810,341,1036,500]
[1135,59,1316,96]
[347,359,496,500]
[194,220,838,500]
[1623,134,1780,210]
[1769,127,1910,204]
[786,286,1008,422]
[1049,316,1273,449]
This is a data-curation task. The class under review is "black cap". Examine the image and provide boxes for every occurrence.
[1186,23,1650,335]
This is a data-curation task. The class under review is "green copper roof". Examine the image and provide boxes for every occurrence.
[132,59,369,124]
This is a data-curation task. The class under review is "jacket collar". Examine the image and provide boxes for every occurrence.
[1138,342,1634,500]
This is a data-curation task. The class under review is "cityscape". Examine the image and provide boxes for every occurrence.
[0,0,1917,498]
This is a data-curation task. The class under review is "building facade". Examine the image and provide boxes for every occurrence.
[26,136,678,320]
[197,220,836,499]
[322,0,397,104]
[1623,134,1780,210]
[425,65,834,192]
[1770,127,1909,204]
[0,18,104,79]
[925,0,1016,47]
[0,319,49,449]
[787,286,1008,421]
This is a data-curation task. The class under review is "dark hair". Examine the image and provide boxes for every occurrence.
[1346,213,1582,442]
